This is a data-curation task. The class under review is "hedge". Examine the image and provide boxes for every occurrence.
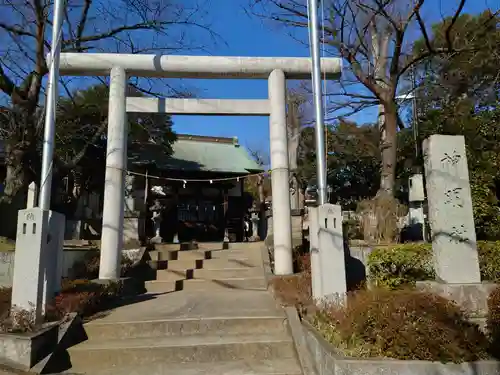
[487,286,500,355]
[367,241,500,288]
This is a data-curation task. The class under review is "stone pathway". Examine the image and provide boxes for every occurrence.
[63,242,302,375]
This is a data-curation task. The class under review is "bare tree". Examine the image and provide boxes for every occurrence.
[0,0,217,202]
[249,0,499,195]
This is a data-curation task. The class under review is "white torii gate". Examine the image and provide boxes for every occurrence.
[57,53,342,279]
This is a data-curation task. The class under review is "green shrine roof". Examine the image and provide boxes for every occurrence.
[128,134,263,174]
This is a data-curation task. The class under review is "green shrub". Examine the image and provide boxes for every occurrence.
[71,250,134,279]
[487,286,500,353]
[312,288,491,362]
[343,219,363,240]
[477,241,500,282]
[46,279,122,321]
[368,241,500,288]
[367,243,434,288]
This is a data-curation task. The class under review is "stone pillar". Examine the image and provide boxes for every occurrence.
[123,173,139,243]
[223,190,229,243]
[11,208,65,323]
[268,69,293,275]
[308,206,322,300]
[251,211,259,239]
[318,204,346,302]
[64,220,82,240]
[150,199,164,244]
[99,66,127,280]
[124,173,135,214]
[408,173,426,241]
[423,135,480,284]
[26,182,38,208]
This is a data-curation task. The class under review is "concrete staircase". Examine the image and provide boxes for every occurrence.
[64,242,303,375]
[144,243,268,293]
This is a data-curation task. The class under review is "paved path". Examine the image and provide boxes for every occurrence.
[63,242,303,375]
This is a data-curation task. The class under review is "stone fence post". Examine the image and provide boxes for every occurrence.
[317,204,346,302]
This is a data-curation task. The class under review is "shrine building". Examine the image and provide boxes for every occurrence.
[126,134,263,243]
[0,135,263,243]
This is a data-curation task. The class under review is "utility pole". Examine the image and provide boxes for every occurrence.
[307,0,328,205]
[39,0,65,209]
[410,65,419,160]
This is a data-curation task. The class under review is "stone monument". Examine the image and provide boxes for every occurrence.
[407,172,426,241]
[11,208,65,323]
[123,173,140,243]
[26,182,38,209]
[317,203,346,302]
[149,199,164,244]
[249,203,260,241]
[423,135,481,284]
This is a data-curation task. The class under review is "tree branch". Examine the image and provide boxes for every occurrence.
[74,0,92,51]
[445,0,466,49]
[0,64,18,97]
[64,20,196,47]
[58,119,107,170]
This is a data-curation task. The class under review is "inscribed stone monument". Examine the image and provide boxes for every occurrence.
[423,135,480,284]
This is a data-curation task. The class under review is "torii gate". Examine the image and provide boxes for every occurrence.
[57,53,342,279]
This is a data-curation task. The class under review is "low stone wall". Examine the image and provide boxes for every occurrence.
[0,248,143,287]
[0,250,95,287]
[348,246,373,268]
[302,320,500,375]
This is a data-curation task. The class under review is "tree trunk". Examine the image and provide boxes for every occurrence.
[379,107,398,194]
[1,104,40,204]
[370,19,394,195]
[2,144,32,203]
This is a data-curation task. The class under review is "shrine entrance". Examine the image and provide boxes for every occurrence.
[57,53,341,278]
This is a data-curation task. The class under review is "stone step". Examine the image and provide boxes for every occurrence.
[149,249,210,261]
[84,316,288,341]
[194,267,264,280]
[145,277,268,293]
[154,267,264,281]
[154,242,233,251]
[67,358,302,375]
[149,249,261,262]
[154,269,189,282]
[68,333,296,371]
[148,257,262,271]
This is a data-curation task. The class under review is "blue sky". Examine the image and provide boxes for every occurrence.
[170,0,311,158]
[170,0,495,158]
